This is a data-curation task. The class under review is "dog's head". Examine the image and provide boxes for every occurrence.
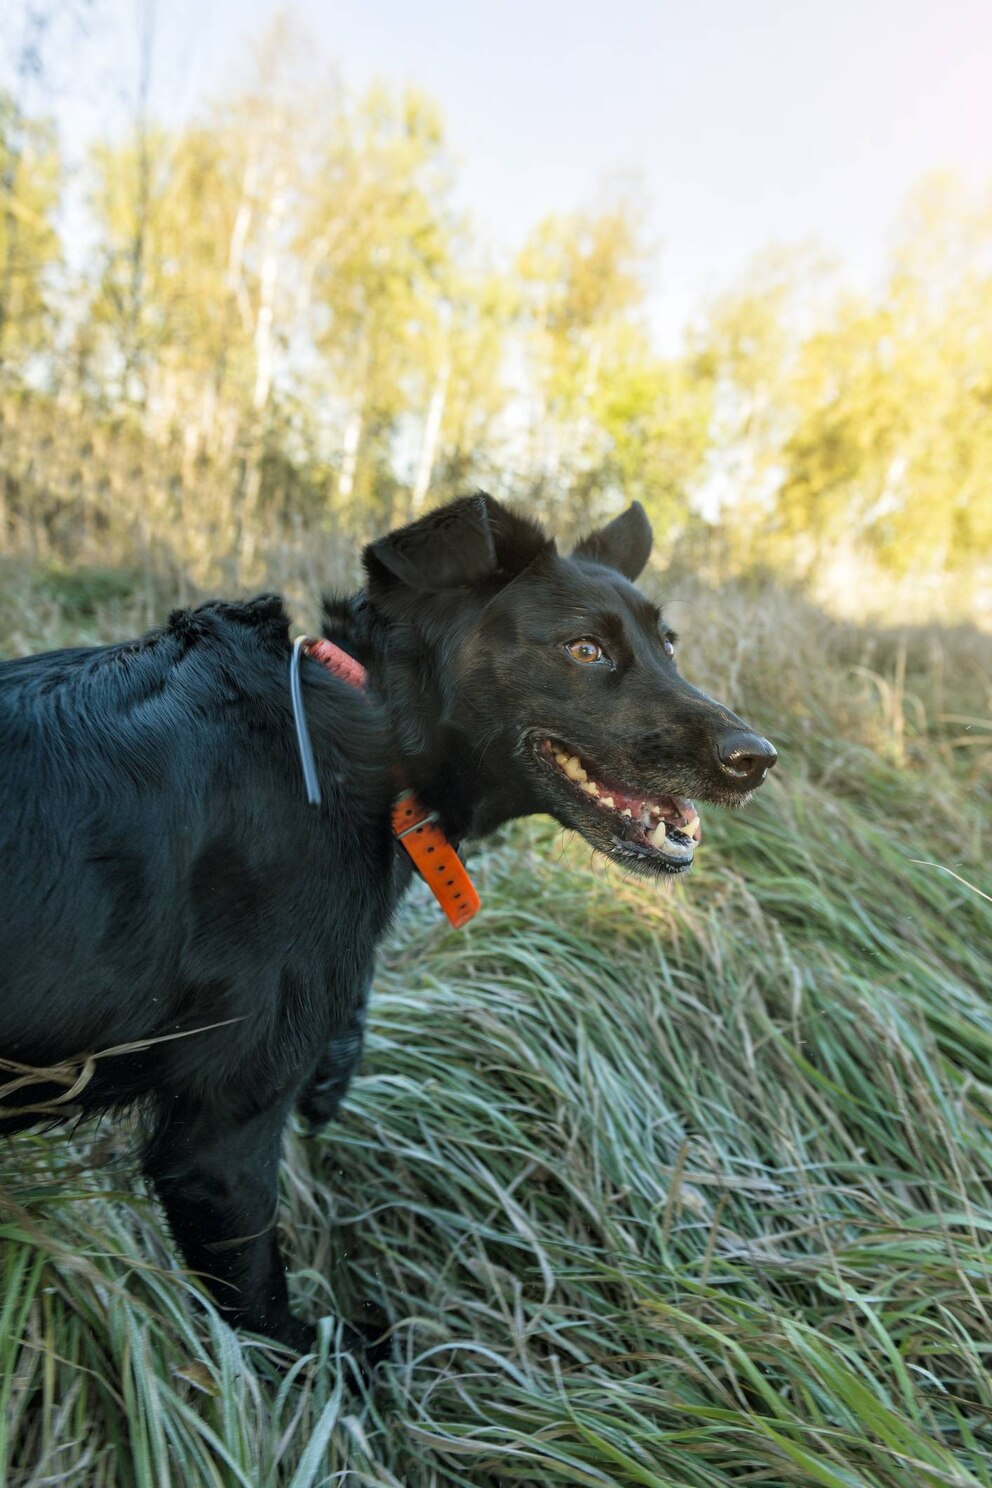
[357,493,776,876]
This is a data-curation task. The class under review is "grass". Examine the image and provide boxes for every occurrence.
[2,562,991,1487]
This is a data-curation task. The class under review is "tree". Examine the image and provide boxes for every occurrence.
[0,92,60,370]
[691,196,992,583]
[301,83,455,523]
[774,179,992,576]
[515,191,710,542]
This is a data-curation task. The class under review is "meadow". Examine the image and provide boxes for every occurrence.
[2,547,990,1488]
[3,10,992,1480]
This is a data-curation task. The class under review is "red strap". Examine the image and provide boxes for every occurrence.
[299,638,480,928]
[305,637,368,693]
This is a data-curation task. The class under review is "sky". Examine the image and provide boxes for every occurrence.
[7,0,992,351]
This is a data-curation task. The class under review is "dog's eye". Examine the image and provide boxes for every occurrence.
[663,638,675,658]
[565,637,606,665]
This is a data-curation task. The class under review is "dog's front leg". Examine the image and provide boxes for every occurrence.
[144,1094,317,1352]
[298,1005,366,1131]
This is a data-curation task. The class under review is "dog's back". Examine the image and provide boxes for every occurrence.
[0,594,397,1109]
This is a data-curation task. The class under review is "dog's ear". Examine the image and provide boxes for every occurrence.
[365,493,550,597]
[573,501,653,581]
[485,498,555,578]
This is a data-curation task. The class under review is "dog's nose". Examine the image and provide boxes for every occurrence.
[716,729,778,783]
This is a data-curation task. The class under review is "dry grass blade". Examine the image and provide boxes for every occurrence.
[0,1020,244,1119]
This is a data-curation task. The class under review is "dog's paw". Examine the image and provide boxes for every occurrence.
[256,1309,388,1389]
[350,1300,392,1370]
[296,1082,341,1131]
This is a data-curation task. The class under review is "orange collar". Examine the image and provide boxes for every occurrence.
[290,636,480,929]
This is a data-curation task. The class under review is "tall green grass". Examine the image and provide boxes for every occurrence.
[2,568,990,1487]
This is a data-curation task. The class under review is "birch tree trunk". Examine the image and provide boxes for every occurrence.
[338,397,364,503]
[120,0,157,408]
[252,182,285,414]
[411,358,449,514]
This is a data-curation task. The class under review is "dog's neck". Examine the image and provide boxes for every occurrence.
[323,592,522,843]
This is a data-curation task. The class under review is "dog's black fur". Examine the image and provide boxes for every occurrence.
[0,494,775,1354]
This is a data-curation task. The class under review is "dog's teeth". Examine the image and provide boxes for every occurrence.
[554,752,569,767]
[649,820,693,859]
[621,807,632,817]
[683,813,700,840]
[600,795,614,808]
[581,781,599,795]
[563,756,587,782]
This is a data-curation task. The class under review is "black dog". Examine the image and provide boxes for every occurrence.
[0,494,775,1353]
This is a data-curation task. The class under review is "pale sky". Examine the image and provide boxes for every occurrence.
[7,0,992,350]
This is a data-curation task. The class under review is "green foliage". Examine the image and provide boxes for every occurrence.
[3,25,992,599]
[515,196,712,530]
[692,188,992,586]
[0,91,60,365]
[592,332,713,532]
[37,563,138,618]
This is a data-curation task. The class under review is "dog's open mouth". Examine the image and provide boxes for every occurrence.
[536,738,701,874]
